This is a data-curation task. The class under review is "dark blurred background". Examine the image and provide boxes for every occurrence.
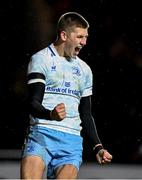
[1,0,142,164]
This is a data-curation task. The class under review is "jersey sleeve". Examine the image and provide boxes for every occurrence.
[81,65,93,97]
[27,53,47,76]
[27,53,47,85]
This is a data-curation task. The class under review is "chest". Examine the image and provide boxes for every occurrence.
[46,59,84,89]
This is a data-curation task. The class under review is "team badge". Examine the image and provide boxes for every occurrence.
[72,66,81,76]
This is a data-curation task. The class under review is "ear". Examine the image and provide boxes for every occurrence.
[60,31,67,41]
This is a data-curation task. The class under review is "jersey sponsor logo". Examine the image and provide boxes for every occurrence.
[46,86,81,97]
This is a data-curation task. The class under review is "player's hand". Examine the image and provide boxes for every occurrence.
[96,149,113,164]
[50,103,66,121]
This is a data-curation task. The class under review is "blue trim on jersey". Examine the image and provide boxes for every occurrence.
[48,45,56,56]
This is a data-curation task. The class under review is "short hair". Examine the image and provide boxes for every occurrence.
[57,12,89,35]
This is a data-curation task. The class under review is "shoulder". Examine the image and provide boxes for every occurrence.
[30,46,54,65]
[27,47,49,72]
[31,47,48,59]
[76,56,92,73]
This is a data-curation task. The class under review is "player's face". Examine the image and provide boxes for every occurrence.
[65,27,88,58]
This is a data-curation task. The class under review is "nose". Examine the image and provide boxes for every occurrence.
[80,37,87,46]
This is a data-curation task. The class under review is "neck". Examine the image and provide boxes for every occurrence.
[53,40,64,57]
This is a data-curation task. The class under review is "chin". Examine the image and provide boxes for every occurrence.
[72,54,77,58]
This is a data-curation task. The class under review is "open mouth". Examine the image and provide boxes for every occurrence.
[75,47,82,55]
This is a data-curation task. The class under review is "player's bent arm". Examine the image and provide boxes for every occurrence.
[79,96,103,154]
[79,96,113,163]
[27,73,65,121]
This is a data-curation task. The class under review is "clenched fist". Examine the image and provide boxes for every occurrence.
[96,149,113,164]
[50,103,66,121]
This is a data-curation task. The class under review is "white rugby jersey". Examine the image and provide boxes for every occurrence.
[27,43,93,135]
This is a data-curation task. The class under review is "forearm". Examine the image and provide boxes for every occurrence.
[29,98,51,119]
[79,96,103,151]
[80,111,102,145]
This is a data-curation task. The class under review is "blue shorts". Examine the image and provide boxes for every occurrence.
[22,126,83,178]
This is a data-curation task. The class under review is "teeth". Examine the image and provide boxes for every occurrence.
[76,47,81,50]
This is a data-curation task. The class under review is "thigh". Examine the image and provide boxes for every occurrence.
[55,164,78,179]
[20,155,45,179]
